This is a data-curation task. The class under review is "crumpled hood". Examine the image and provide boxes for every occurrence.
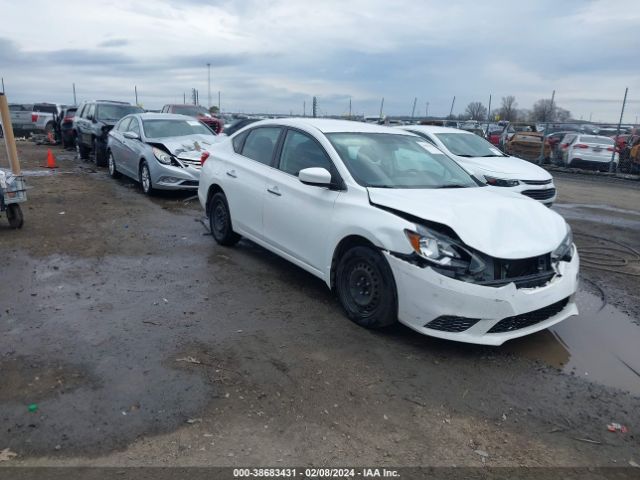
[154,134,221,159]
[452,155,551,180]
[368,187,568,259]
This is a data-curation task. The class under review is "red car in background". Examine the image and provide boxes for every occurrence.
[160,104,224,134]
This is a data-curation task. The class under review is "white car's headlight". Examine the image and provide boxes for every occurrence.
[484,176,519,187]
[152,147,172,165]
[404,226,485,273]
[552,226,573,262]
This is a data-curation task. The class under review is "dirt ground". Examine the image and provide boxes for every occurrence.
[0,142,639,468]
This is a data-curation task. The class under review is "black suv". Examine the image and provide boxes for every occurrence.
[74,100,143,165]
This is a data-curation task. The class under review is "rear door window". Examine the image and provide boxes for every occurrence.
[241,127,282,165]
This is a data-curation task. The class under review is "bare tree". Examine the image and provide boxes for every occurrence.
[530,99,572,123]
[499,96,518,121]
[465,101,488,121]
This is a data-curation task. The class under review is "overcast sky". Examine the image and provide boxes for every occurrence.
[1,0,639,122]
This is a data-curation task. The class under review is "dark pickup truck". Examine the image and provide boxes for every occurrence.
[75,100,143,166]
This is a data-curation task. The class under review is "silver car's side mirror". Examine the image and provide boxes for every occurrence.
[298,167,332,187]
[123,131,140,140]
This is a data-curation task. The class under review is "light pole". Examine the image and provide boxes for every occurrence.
[207,63,211,110]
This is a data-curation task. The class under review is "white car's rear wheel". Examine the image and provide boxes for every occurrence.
[209,192,241,246]
[336,246,397,328]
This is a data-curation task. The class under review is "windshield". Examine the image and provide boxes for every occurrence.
[96,104,143,121]
[435,132,505,157]
[173,105,210,116]
[327,133,479,189]
[142,119,214,138]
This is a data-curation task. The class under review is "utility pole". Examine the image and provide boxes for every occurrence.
[589,112,592,122]
[610,87,628,173]
[349,97,352,118]
[218,91,221,112]
[135,85,138,105]
[539,90,555,164]
[312,96,318,118]
[449,96,456,118]
[426,102,429,117]
[72,83,77,105]
[303,101,306,117]
[207,63,211,110]
[379,97,384,120]
[183,92,186,104]
[411,97,417,119]
[1,77,4,94]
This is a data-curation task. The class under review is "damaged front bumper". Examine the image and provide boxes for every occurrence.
[385,246,579,345]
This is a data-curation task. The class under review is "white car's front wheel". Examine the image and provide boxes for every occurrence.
[336,246,398,329]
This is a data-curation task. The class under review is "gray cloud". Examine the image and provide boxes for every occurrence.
[98,38,129,48]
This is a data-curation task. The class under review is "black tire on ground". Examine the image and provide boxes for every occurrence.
[108,150,120,179]
[92,138,107,167]
[208,192,241,246]
[6,204,24,229]
[139,161,155,195]
[335,245,398,329]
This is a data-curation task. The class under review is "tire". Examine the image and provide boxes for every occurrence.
[108,151,120,178]
[6,204,24,229]
[139,161,155,195]
[77,137,90,160]
[208,192,241,246]
[92,138,107,167]
[335,246,398,329]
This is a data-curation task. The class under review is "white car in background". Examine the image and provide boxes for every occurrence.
[400,126,557,205]
[560,134,619,171]
[198,119,579,345]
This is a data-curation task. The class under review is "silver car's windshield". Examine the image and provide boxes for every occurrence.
[327,133,480,189]
[142,119,214,138]
[435,133,506,157]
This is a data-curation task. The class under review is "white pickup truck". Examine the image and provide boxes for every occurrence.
[6,103,60,136]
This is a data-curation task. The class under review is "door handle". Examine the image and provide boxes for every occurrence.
[226,170,237,178]
[267,186,281,196]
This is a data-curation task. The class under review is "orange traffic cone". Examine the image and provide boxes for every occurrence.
[43,149,58,169]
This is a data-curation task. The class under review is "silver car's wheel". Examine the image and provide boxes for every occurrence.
[140,161,153,195]
[108,151,120,178]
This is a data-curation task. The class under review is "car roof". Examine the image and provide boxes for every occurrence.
[129,113,200,121]
[400,125,472,135]
[250,118,414,135]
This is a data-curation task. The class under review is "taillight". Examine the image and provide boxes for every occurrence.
[607,147,615,152]
[200,151,210,166]
[560,143,568,149]
[574,144,589,149]
[63,116,73,123]
[31,113,38,122]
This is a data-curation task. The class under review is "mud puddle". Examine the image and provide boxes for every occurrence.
[508,289,640,395]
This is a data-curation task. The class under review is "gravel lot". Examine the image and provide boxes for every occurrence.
[0,142,638,467]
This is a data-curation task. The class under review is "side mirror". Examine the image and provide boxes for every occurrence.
[123,131,140,140]
[298,167,332,187]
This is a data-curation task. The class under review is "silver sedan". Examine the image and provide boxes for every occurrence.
[107,113,220,194]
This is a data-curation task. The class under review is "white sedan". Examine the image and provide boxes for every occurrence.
[400,126,557,205]
[198,119,579,345]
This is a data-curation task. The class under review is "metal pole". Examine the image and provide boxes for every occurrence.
[349,97,352,118]
[411,97,417,119]
[610,87,628,173]
[135,85,138,105]
[303,101,306,117]
[218,91,221,112]
[426,102,429,117]
[72,83,77,104]
[183,92,186,104]
[207,63,211,110]
[1,77,4,94]
[486,94,492,136]
[449,96,456,118]
[379,97,384,120]
[539,90,555,164]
